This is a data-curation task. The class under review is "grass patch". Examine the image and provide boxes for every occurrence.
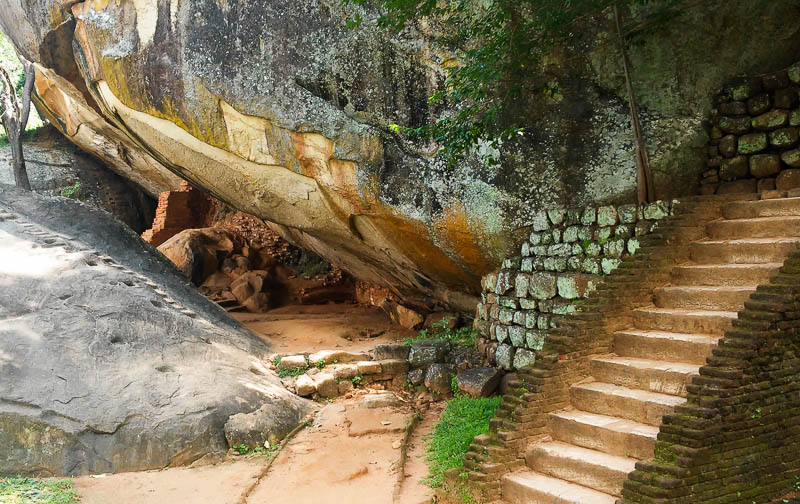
[403,317,476,348]
[0,477,79,504]
[424,395,503,488]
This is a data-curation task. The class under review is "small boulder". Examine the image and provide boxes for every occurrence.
[377,359,409,376]
[158,227,237,285]
[230,270,267,304]
[408,340,450,368]
[749,154,782,178]
[295,374,317,397]
[777,169,800,191]
[278,355,307,370]
[456,368,502,397]
[380,300,425,329]
[408,368,425,385]
[424,312,460,329]
[224,401,313,449]
[243,292,270,313]
[312,373,338,398]
[372,344,410,361]
[359,393,403,409]
[424,364,458,395]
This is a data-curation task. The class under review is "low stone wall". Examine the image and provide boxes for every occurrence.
[271,341,497,400]
[473,200,674,369]
[702,61,800,195]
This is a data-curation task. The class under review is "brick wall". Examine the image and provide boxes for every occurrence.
[621,252,800,503]
[141,180,212,246]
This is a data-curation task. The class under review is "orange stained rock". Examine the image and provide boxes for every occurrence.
[433,204,495,276]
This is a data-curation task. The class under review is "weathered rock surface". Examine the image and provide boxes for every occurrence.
[224,402,311,448]
[2,1,799,307]
[456,368,502,397]
[0,184,313,476]
[157,227,239,285]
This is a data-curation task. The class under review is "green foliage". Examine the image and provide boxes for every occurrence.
[342,0,687,166]
[351,374,363,386]
[423,395,502,488]
[289,249,332,278]
[0,477,79,504]
[232,441,280,457]
[0,32,43,131]
[403,317,476,347]
[60,182,87,201]
[278,366,309,378]
[0,126,46,148]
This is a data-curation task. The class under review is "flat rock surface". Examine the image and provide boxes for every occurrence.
[0,184,313,476]
[247,396,414,504]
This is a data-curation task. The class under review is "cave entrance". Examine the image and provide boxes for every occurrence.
[140,180,420,354]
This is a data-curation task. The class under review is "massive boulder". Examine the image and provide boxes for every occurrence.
[0,184,314,476]
[1,1,799,309]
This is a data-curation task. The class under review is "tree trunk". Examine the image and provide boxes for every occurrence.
[0,61,34,191]
[8,118,31,190]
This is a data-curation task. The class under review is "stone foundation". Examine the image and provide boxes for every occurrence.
[473,200,674,370]
[703,61,800,195]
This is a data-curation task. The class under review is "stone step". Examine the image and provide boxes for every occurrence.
[526,441,637,496]
[502,470,616,504]
[549,409,658,460]
[590,356,701,397]
[653,285,755,311]
[690,238,800,264]
[569,382,685,426]
[671,263,781,287]
[632,308,736,336]
[707,216,800,240]
[615,329,719,365]
[723,197,800,220]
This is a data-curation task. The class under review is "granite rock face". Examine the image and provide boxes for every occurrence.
[0,184,313,476]
[2,0,799,308]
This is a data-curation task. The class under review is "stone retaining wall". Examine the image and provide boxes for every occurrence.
[473,200,675,369]
[702,61,800,195]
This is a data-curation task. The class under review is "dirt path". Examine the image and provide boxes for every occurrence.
[246,393,415,504]
[74,460,264,504]
[395,403,443,504]
[235,304,416,354]
[74,306,438,504]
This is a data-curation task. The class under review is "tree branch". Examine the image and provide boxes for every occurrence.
[19,59,35,133]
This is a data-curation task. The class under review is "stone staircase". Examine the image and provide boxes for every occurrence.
[500,197,800,504]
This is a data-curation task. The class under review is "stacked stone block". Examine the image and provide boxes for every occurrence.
[703,61,800,195]
[473,200,674,370]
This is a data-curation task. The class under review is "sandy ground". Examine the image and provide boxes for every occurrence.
[74,306,437,504]
[235,303,416,354]
[247,395,414,504]
[74,392,437,504]
[74,459,264,504]
[396,403,443,504]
